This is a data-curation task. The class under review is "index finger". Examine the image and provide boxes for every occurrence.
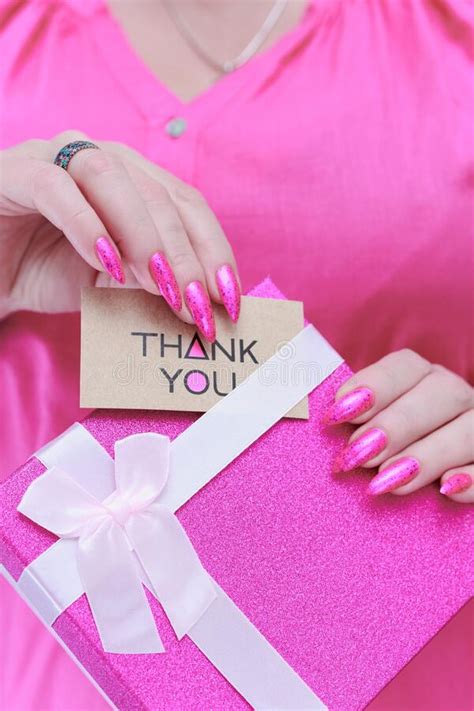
[172,184,241,322]
[324,349,432,425]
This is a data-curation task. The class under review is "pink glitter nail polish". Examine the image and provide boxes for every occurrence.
[367,457,420,496]
[216,264,241,322]
[333,428,388,473]
[323,387,374,425]
[185,281,216,343]
[440,472,472,496]
[149,252,182,312]
[95,236,125,285]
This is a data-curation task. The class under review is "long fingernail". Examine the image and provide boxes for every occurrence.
[216,264,241,322]
[95,236,125,285]
[149,252,182,312]
[367,457,420,496]
[323,387,374,425]
[440,472,472,496]
[333,428,388,473]
[185,281,216,342]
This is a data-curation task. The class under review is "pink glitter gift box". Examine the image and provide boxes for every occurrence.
[1,280,472,711]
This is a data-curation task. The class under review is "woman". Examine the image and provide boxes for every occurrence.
[0,0,472,708]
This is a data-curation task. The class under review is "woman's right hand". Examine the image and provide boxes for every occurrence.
[0,131,241,341]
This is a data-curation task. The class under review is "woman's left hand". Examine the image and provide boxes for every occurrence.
[323,349,474,502]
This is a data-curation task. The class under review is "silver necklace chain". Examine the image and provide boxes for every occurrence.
[163,0,288,74]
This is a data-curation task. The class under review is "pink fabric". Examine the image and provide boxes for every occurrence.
[0,0,473,709]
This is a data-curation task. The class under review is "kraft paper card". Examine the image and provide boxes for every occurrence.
[80,288,307,418]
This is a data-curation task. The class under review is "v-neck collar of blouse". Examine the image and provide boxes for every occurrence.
[77,0,336,129]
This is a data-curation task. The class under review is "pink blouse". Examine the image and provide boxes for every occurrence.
[0,1,472,709]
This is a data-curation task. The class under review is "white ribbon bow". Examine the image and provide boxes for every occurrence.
[18,433,216,654]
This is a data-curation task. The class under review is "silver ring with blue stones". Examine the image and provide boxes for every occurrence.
[53,140,100,171]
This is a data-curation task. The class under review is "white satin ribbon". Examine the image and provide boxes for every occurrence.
[17,433,216,654]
